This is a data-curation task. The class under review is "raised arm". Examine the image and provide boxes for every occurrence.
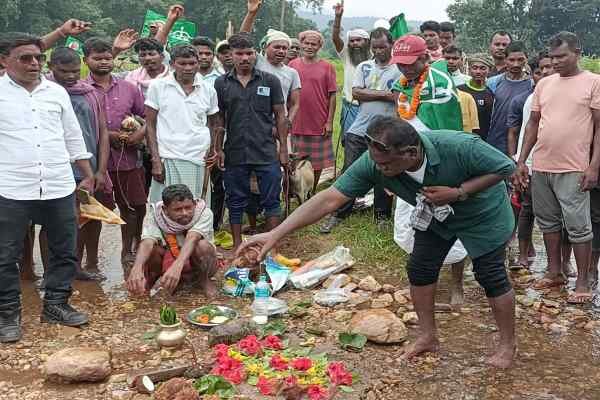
[40,19,91,51]
[155,4,184,46]
[240,0,262,33]
[332,3,345,54]
[112,29,140,58]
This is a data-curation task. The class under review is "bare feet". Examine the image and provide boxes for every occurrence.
[486,343,516,369]
[200,279,219,299]
[400,335,440,361]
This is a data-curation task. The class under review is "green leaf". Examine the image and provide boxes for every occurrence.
[339,385,354,393]
[338,332,367,352]
[260,319,287,338]
[293,300,312,308]
[247,375,259,386]
[193,375,236,398]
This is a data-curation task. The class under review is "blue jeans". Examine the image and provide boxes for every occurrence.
[224,163,282,225]
[0,193,78,305]
[340,100,360,136]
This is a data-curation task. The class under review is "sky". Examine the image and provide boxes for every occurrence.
[320,0,452,21]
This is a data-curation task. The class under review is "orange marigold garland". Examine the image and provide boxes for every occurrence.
[165,234,181,258]
[397,64,430,120]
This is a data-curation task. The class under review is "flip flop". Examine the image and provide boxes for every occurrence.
[533,277,566,290]
[566,292,593,304]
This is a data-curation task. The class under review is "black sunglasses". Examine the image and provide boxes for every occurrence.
[17,53,46,64]
[365,133,391,153]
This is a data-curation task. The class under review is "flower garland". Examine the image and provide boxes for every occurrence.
[205,335,356,399]
[397,64,430,120]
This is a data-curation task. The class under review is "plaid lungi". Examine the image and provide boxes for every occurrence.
[148,159,207,203]
[291,134,334,170]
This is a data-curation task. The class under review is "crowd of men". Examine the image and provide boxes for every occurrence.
[1,0,599,372]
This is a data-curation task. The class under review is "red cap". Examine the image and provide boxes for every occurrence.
[390,35,427,65]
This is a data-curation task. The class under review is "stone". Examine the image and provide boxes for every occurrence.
[322,274,350,289]
[358,276,382,292]
[434,303,453,312]
[371,294,394,309]
[45,347,111,383]
[541,299,561,308]
[402,312,419,325]
[109,373,128,384]
[548,323,568,334]
[584,321,599,332]
[208,319,259,347]
[516,295,535,307]
[349,293,371,308]
[393,291,409,305]
[154,378,199,400]
[382,284,396,293]
[349,309,408,344]
[333,310,354,322]
[541,306,561,316]
[57,325,82,339]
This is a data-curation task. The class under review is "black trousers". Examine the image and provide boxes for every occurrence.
[0,193,78,305]
[210,168,226,231]
[335,133,392,219]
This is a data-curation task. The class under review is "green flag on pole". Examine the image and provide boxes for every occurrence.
[65,36,84,56]
[141,9,197,47]
[389,13,409,40]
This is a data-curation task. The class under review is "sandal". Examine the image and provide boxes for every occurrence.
[533,277,566,290]
[566,292,593,304]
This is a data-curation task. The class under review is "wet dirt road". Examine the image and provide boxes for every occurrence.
[1,225,600,400]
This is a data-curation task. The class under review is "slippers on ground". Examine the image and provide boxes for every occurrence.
[566,292,593,304]
[214,231,234,250]
[533,277,566,290]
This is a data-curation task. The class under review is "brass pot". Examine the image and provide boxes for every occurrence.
[156,321,187,348]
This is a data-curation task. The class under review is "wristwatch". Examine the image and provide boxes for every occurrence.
[457,185,468,201]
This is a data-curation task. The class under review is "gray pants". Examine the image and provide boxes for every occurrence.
[531,171,592,243]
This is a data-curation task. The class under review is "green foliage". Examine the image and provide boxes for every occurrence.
[159,305,178,325]
[193,375,236,398]
[338,332,367,352]
[447,0,600,55]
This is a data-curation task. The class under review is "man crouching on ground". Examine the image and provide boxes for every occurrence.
[127,184,218,297]
[239,117,517,368]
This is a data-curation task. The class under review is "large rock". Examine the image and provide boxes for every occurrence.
[349,309,408,344]
[322,274,351,289]
[358,276,382,292]
[208,319,259,347]
[45,347,111,383]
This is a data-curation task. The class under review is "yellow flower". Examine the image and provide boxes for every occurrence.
[309,377,326,385]
[227,348,246,362]
[245,363,263,375]
[298,377,309,385]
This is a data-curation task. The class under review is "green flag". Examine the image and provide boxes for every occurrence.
[389,13,409,40]
[392,60,463,131]
[65,36,84,56]
[141,9,197,47]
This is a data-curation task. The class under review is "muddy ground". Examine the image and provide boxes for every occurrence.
[1,224,600,400]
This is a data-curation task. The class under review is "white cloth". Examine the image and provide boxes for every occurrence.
[263,29,291,47]
[141,202,214,247]
[145,72,219,165]
[347,29,369,40]
[199,69,222,87]
[404,155,427,183]
[409,194,454,231]
[516,93,534,169]
[0,75,91,200]
[256,55,301,110]
[450,70,470,87]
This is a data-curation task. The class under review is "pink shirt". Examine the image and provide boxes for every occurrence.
[289,58,337,136]
[531,71,600,173]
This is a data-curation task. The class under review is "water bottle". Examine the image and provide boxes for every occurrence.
[252,274,271,325]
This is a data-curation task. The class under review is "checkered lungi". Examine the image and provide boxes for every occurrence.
[291,134,334,170]
[148,158,208,203]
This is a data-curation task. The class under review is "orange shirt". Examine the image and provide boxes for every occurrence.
[532,71,600,173]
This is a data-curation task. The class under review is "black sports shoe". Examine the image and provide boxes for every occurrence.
[0,302,22,343]
[41,302,88,327]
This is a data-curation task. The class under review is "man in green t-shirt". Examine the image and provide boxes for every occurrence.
[239,116,517,369]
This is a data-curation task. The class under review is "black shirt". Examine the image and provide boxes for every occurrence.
[214,68,284,166]
[457,83,495,141]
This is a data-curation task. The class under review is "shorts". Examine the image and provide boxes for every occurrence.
[109,167,148,208]
[224,163,281,225]
[591,188,600,252]
[291,134,334,171]
[531,171,592,243]
[407,229,512,298]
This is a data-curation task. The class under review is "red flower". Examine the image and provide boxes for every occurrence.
[290,357,312,371]
[262,335,284,350]
[327,362,352,386]
[269,354,289,371]
[213,343,230,359]
[283,375,298,387]
[307,385,329,400]
[238,335,262,356]
[257,376,276,396]
[222,367,246,385]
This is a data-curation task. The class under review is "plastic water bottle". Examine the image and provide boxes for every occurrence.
[252,275,271,325]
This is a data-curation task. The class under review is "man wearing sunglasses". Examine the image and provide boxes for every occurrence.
[0,33,93,342]
[239,116,517,369]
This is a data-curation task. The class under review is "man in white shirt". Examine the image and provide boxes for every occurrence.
[191,37,222,86]
[332,2,371,135]
[145,45,219,204]
[0,33,92,342]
